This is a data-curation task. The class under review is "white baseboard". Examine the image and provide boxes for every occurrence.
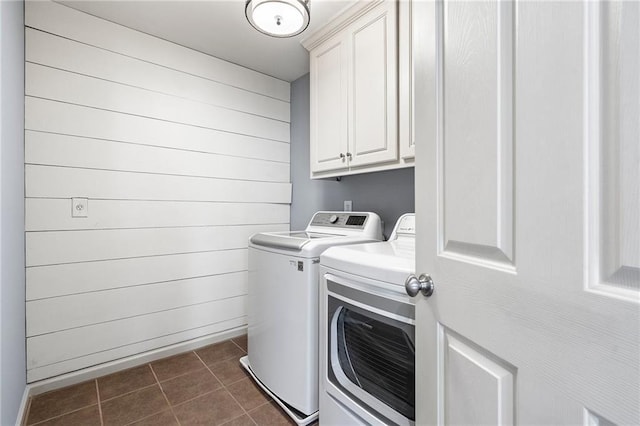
[25,326,246,398]
[15,386,31,426]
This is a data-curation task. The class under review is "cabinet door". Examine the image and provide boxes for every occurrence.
[399,0,422,160]
[348,0,398,168]
[310,36,348,174]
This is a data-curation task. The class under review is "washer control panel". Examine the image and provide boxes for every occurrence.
[310,212,369,229]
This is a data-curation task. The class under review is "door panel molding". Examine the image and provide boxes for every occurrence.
[439,325,516,425]
[584,408,616,426]
[438,0,515,271]
[585,0,639,301]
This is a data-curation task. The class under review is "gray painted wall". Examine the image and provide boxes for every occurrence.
[290,74,415,238]
[0,0,26,424]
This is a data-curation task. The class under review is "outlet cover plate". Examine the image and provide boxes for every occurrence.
[72,198,88,218]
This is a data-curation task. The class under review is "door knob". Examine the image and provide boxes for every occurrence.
[405,274,435,297]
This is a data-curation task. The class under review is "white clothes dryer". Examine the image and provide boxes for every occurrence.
[241,211,383,425]
[319,213,417,426]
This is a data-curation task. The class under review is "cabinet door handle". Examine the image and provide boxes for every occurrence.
[339,153,345,159]
[346,152,352,159]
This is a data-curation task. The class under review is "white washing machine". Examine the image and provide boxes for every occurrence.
[241,211,383,425]
[319,214,418,426]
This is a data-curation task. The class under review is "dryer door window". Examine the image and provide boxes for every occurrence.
[336,308,415,420]
[326,279,415,424]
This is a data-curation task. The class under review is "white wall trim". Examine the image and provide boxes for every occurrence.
[14,387,30,426]
[16,326,245,424]
[25,326,246,400]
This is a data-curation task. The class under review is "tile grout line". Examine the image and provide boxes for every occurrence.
[225,342,271,425]
[148,350,231,384]
[230,338,246,353]
[226,343,262,425]
[220,412,258,426]
[229,338,301,425]
[225,380,259,425]
[100,382,158,403]
[193,349,258,425]
[193,348,237,389]
[244,400,276,424]
[95,379,104,426]
[166,388,221,408]
[121,407,178,426]
[27,404,101,426]
[149,361,183,426]
[24,380,102,426]
[24,336,254,426]
[192,350,229,396]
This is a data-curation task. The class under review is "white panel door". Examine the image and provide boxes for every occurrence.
[415,1,639,424]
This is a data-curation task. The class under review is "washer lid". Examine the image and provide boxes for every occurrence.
[250,231,341,251]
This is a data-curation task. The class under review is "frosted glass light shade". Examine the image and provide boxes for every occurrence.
[245,0,310,38]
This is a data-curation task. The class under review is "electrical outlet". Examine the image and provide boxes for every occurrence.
[72,198,88,218]
[344,200,352,212]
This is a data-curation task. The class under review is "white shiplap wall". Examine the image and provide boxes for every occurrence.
[25,1,291,382]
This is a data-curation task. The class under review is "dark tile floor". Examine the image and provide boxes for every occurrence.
[24,335,296,426]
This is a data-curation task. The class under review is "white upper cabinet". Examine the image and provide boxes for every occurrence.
[304,0,413,178]
[399,0,421,160]
[348,2,398,168]
[309,35,348,173]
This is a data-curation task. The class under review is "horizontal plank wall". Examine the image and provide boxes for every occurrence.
[25,1,291,382]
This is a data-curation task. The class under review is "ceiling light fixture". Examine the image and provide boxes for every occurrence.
[245,0,310,38]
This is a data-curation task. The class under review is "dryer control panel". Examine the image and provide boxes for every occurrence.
[390,214,416,240]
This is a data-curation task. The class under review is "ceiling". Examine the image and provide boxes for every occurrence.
[58,0,355,82]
